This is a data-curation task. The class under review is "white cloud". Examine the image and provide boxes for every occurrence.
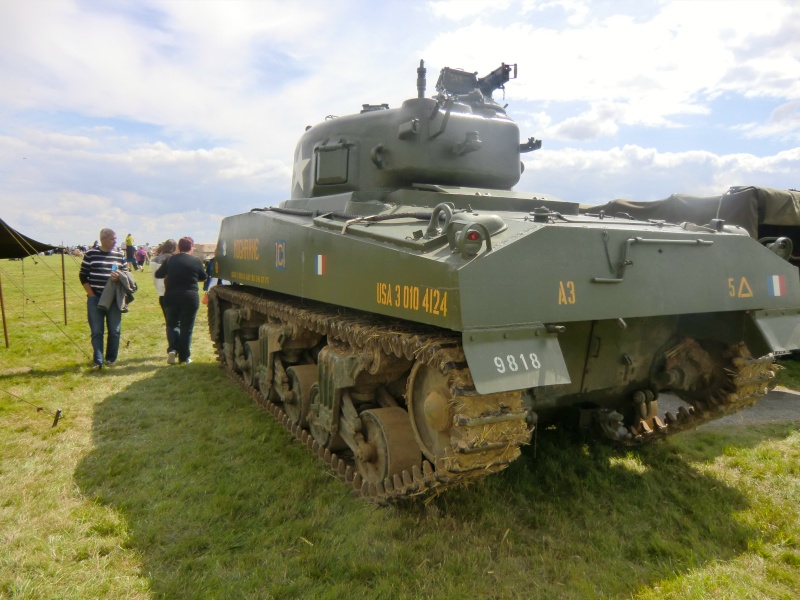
[523,144,800,204]
[734,100,800,141]
[0,129,287,244]
[547,103,621,140]
[520,0,596,26]
[429,0,512,21]
[423,0,800,134]
[23,131,96,151]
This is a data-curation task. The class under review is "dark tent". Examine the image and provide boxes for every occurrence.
[1,217,61,258]
[0,218,65,347]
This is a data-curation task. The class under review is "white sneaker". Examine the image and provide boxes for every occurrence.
[167,351,177,365]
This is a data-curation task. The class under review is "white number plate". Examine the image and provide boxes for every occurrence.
[463,327,571,394]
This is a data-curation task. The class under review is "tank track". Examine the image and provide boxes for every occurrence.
[210,286,531,504]
[666,345,777,428]
[625,341,778,443]
[209,287,777,500]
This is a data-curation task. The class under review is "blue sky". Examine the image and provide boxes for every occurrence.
[1,0,799,246]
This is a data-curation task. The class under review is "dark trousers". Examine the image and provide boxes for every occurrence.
[158,296,178,353]
[163,291,200,362]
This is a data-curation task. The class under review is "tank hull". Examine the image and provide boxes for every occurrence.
[210,187,800,501]
[208,63,800,501]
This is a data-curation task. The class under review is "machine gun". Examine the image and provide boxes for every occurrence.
[478,63,517,97]
[435,63,518,98]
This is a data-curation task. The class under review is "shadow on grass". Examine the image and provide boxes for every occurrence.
[424,424,798,596]
[0,356,167,382]
[75,366,795,599]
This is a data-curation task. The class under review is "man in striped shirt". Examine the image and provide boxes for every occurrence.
[79,228,125,369]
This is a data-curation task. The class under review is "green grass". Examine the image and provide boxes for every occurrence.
[1,256,799,599]
[776,357,800,391]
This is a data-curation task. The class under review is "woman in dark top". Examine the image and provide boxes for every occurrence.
[155,236,207,364]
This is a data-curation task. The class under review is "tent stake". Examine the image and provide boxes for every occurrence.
[61,252,67,325]
[0,273,7,348]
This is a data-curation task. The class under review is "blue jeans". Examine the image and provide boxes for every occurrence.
[87,296,121,365]
[163,291,200,362]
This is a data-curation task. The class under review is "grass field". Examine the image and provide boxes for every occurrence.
[1,255,799,599]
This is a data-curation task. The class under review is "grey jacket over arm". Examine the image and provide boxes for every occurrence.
[98,271,138,312]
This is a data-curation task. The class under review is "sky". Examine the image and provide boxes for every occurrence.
[1,0,799,247]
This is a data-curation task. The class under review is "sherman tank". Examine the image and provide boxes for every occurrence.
[208,61,800,502]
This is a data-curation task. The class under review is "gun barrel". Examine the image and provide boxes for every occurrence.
[478,63,517,97]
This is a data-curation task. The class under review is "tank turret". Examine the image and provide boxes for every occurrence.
[291,62,539,199]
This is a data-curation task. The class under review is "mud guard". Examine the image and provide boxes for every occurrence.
[462,325,571,394]
[749,308,800,354]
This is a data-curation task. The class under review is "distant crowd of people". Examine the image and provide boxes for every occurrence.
[79,228,215,370]
[66,234,154,268]
[122,233,152,270]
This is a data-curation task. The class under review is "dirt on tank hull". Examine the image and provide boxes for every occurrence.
[208,62,800,502]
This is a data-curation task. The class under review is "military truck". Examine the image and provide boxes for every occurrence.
[588,186,800,267]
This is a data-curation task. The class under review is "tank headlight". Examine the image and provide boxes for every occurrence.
[447,219,498,257]
[456,223,492,257]
[463,229,482,256]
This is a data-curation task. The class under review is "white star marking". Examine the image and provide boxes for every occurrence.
[292,146,311,197]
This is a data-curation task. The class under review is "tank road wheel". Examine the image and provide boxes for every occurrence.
[356,408,421,484]
[206,288,223,349]
[308,384,346,451]
[255,354,279,403]
[308,384,328,446]
[407,362,453,462]
[229,335,244,373]
[241,340,260,388]
[284,364,317,427]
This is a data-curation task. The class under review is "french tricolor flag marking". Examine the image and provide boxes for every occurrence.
[768,275,786,296]
[315,254,326,275]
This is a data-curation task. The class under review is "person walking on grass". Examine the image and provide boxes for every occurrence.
[135,245,148,270]
[79,228,126,369]
[124,232,139,271]
[155,236,207,364]
[150,239,178,362]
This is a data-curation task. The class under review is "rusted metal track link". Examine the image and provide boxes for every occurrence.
[210,286,531,504]
[665,345,776,431]
[627,342,777,443]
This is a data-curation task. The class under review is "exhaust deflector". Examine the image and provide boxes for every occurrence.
[751,308,800,354]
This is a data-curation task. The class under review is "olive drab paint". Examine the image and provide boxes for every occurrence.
[208,61,800,501]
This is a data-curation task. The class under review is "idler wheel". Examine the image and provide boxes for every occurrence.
[407,361,454,462]
[284,364,317,427]
[356,408,421,484]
